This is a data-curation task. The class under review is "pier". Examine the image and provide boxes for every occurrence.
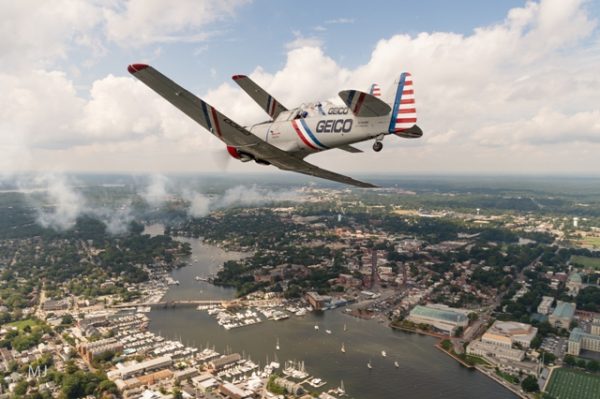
[112,299,237,309]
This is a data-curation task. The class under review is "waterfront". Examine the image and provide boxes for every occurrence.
[147,229,517,399]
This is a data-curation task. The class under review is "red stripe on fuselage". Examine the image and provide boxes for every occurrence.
[400,99,415,104]
[292,120,318,150]
[396,118,417,123]
[397,108,416,114]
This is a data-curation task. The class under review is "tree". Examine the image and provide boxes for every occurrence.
[586,359,599,372]
[454,326,464,337]
[521,375,539,392]
[577,359,587,368]
[564,354,576,367]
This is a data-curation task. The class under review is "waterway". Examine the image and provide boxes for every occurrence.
[145,224,517,398]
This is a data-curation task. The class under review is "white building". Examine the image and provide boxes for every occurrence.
[537,296,554,315]
[481,321,538,349]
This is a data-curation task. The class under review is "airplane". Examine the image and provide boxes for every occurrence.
[127,64,423,188]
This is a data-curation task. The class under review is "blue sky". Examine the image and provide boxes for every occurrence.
[72,1,528,92]
[1,0,600,176]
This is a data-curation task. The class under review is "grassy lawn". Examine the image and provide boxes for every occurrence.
[577,237,600,249]
[545,368,600,399]
[571,255,600,270]
[495,370,519,385]
[6,319,40,331]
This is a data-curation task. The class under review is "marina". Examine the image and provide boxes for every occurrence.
[145,230,518,399]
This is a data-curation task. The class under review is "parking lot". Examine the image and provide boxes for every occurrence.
[541,335,567,359]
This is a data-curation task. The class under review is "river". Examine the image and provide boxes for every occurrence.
[144,224,517,398]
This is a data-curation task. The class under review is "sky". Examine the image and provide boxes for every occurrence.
[1,0,600,177]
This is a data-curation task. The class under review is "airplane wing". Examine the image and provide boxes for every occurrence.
[232,74,288,119]
[128,64,376,188]
[338,90,391,117]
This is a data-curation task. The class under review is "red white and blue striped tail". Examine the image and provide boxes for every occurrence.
[369,83,381,97]
[388,72,420,137]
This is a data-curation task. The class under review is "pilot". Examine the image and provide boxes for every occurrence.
[316,102,326,116]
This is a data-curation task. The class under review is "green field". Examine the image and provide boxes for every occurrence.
[6,319,40,331]
[545,368,600,399]
[578,237,600,249]
[571,255,600,270]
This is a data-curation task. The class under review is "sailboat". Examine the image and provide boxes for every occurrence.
[325,329,332,335]
[314,325,319,331]
[344,323,347,332]
[367,360,373,369]
[394,360,400,368]
[341,343,346,353]
[276,338,280,351]
[381,350,387,357]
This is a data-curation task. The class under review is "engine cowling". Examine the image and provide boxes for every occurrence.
[226,145,241,159]
[226,146,253,162]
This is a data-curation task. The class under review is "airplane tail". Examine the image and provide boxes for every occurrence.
[388,73,422,138]
[369,83,381,97]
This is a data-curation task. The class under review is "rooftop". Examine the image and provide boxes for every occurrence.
[551,301,576,319]
[410,305,468,324]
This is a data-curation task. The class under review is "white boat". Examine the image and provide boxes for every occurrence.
[394,361,400,368]
[341,343,346,353]
[381,350,387,357]
[367,360,373,369]
[314,325,319,330]
[276,338,280,351]
[344,323,347,332]
[325,329,332,335]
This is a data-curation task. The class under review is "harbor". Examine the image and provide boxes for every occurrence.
[145,227,518,398]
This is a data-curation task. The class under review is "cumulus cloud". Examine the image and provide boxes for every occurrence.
[1,0,599,176]
[103,0,250,46]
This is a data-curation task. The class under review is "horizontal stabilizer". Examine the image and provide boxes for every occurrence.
[338,90,391,117]
[232,75,287,119]
[338,144,363,153]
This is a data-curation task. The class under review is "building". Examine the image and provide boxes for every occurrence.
[591,318,600,336]
[481,321,538,349]
[406,304,469,335]
[305,292,332,311]
[537,296,554,315]
[566,272,583,296]
[549,301,576,329]
[567,328,600,355]
[218,382,253,399]
[467,340,525,362]
[78,338,123,363]
[42,298,71,311]
[107,355,172,380]
[208,353,242,371]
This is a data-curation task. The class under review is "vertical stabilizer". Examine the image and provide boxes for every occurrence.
[388,73,418,135]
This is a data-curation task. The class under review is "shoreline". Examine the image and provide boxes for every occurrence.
[391,323,527,399]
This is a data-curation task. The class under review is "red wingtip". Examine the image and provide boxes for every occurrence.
[128,63,149,74]
[231,74,246,80]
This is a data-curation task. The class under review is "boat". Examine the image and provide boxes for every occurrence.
[394,361,400,368]
[325,329,332,335]
[314,325,319,330]
[344,323,347,332]
[341,343,345,353]
[381,350,387,357]
[276,338,280,351]
[367,360,373,369]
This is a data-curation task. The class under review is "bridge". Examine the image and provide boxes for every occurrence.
[112,299,238,309]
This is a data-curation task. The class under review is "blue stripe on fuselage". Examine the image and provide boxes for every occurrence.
[300,118,328,149]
